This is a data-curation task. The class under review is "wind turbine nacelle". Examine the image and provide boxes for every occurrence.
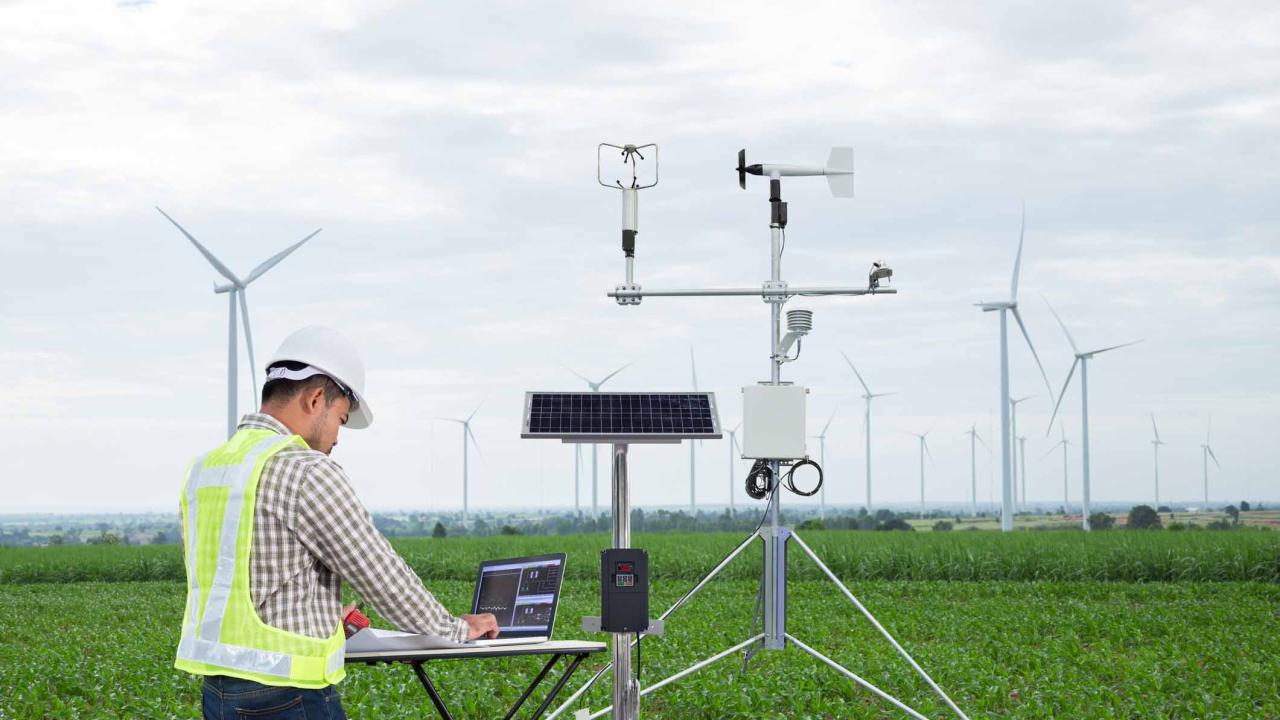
[737,147,855,197]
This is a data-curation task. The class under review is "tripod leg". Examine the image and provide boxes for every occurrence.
[785,634,932,720]
[579,634,766,720]
[545,532,761,720]
[790,532,971,720]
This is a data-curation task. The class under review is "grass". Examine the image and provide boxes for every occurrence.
[2,579,1277,719]
[4,529,1279,584]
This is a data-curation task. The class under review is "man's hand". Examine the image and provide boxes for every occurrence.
[461,613,499,640]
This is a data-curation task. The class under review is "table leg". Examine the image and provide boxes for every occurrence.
[502,654,563,720]
[412,661,454,720]
[528,653,587,720]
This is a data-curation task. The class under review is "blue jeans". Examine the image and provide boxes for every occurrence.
[202,675,347,720]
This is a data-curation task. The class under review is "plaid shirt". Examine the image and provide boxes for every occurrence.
[191,413,467,643]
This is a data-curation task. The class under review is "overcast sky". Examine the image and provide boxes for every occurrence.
[2,1,1277,515]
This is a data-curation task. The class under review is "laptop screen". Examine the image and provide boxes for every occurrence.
[471,553,566,638]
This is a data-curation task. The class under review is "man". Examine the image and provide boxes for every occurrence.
[176,326,498,719]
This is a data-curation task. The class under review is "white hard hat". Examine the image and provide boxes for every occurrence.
[266,326,373,429]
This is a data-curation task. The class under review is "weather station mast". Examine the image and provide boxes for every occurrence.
[538,144,972,720]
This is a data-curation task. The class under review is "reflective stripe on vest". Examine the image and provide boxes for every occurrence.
[175,429,346,688]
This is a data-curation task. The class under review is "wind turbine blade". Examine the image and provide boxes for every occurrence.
[870,391,899,398]
[1039,441,1064,461]
[1207,446,1220,468]
[561,365,592,385]
[1010,205,1025,300]
[820,409,837,436]
[244,229,320,284]
[1150,413,1160,443]
[238,289,256,396]
[1041,296,1080,355]
[157,207,242,286]
[1086,339,1143,357]
[466,423,481,455]
[597,361,635,388]
[839,351,872,395]
[923,438,934,463]
[732,421,742,434]
[1012,306,1053,398]
[1046,358,1079,434]
[466,400,484,424]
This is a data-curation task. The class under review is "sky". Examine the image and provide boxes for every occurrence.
[1,1,1277,514]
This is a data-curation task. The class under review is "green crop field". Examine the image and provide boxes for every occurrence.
[2,531,1279,718]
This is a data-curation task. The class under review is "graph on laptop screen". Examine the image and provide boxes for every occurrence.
[473,555,564,635]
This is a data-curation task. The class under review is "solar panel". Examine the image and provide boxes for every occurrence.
[521,392,721,444]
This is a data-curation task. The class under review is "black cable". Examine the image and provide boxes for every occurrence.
[781,458,823,497]
[744,459,774,500]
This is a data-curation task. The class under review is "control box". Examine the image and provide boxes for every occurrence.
[600,548,649,633]
[741,383,807,459]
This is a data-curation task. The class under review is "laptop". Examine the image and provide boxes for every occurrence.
[464,552,566,647]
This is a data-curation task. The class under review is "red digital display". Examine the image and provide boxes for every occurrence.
[618,563,633,572]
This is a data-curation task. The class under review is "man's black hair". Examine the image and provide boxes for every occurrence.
[261,360,347,407]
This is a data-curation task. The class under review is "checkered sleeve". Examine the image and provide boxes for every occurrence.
[290,458,469,643]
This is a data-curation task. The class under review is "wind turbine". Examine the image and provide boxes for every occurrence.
[1040,427,1070,514]
[437,402,482,526]
[158,207,319,437]
[1150,413,1166,508]
[1017,435,1029,511]
[974,209,1053,532]
[1009,394,1036,512]
[726,421,742,512]
[840,352,896,511]
[564,361,634,516]
[963,424,988,517]
[1044,297,1142,531]
[808,409,837,520]
[689,347,700,514]
[908,429,933,520]
[1200,419,1221,507]
[572,444,583,515]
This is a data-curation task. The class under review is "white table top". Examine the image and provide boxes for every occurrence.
[345,639,608,663]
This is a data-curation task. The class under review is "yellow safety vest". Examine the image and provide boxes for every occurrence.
[174,428,346,688]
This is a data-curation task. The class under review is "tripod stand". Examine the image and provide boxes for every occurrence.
[548,146,970,720]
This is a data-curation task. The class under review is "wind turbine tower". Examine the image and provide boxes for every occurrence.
[564,362,633,516]
[1150,413,1166,508]
[808,409,836,520]
[910,429,933,520]
[840,352,895,511]
[726,422,741,512]
[438,403,482,526]
[1009,394,1035,512]
[964,424,987,517]
[1200,419,1221,506]
[158,208,319,437]
[1044,297,1141,531]
[974,210,1053,532]
[1040,427,1070,513]
[1018,435,1028,511]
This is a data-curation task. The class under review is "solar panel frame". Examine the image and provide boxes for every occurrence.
[521,391,722,444]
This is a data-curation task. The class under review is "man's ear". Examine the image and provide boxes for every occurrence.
[299,386,326,416]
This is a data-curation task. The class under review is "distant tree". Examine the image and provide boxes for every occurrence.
[877,518,914,532]
[499,525,521,535]
[1240,500,1251,512]
[874,508,896,522]
[89,531,121,545]
[1088,513,1115,530]
[932,521,954,532]
[1127,505,1162,530]
[796,519,825,531]
[432,521,447,539]
[47,534,65,546]
[1207,518,1233,530]
[1225,505,1240,525]
[1157,505,1172,514]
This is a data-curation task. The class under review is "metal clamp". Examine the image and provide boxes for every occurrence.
[614,283,642,306]
[582,616,665,637]
[762,280,789,304]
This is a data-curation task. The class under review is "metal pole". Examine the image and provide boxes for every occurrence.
[1080,359,1092,531]
[574,446,580,514]
[689,442,695,514]
[999,310,1013,532]
[728,431,735,512]
[819,437,826,520]
[592,444,599,517]
[791,533,971,720]
[865,397,872,511]
[763,217,786,651]
[227,290,237,438]
[785,635,932,720]
[610,443,637,719]
[919,438,925,520]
